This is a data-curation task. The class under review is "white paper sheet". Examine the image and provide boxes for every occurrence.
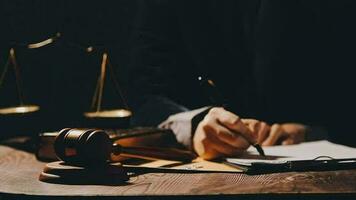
[227,140,356,166]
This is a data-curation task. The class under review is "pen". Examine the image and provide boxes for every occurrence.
[253,144,265,157]
[198,76,265,157]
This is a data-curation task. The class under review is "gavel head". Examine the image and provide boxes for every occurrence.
[54,128,113,165]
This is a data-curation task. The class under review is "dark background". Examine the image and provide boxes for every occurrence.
[127,0,356,146]
[0,0,139,137]
[0,0,355,146]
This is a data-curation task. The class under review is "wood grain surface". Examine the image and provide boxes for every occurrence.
[0,144,356,199]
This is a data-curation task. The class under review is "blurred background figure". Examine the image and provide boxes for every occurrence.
[128,0,356,158]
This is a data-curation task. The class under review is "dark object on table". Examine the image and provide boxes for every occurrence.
[225,157,356,175]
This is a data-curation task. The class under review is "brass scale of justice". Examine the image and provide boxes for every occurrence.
[0,33,132,120]
[0,34,196,184]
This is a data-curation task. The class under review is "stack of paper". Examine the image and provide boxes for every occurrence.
[124,140,356,173]
[227,140,356,166]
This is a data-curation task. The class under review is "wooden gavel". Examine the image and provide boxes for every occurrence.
[54,128,196,164]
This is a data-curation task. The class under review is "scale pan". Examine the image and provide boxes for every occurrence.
[84,109,132,129]
[84,109,132,118]
[0,105,40,115]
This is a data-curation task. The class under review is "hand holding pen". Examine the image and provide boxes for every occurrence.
[193,107,266,160]
[194,76,266,160]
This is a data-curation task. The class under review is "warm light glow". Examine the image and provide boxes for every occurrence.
[10,48,15,56]
[86,46,94,52]
[27,33,60,49]
[0,105,40,115]
[28,38,54,49]
[207,79,215,86]
[84,109,132,118]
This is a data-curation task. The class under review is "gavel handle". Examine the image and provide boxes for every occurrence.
[113,145,197,162]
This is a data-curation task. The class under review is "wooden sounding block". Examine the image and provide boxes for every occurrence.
[39,161,128,184]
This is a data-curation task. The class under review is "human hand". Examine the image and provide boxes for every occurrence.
[241,119,271,144]
[260,123,306,146]
[193,107,262,160]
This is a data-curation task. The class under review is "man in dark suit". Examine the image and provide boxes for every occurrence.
[129,0,356,159]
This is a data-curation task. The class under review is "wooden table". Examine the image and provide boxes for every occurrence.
[0,143,356,200]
